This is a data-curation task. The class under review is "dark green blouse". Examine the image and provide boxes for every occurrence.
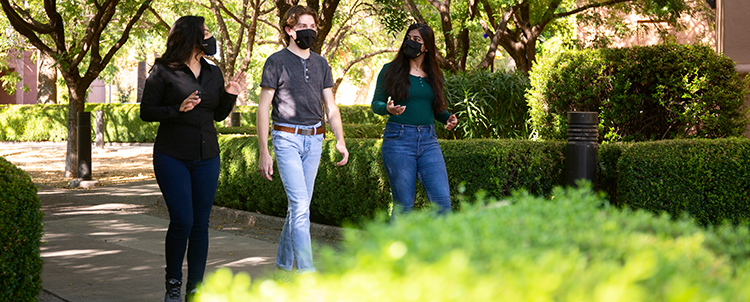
[371,64,451,125]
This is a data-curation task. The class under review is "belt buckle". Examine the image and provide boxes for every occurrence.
[298,128,313,135]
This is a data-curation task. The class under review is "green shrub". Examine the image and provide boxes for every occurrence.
[215,136,566,226]
[196,186,750,301]
[232,106,259,127]
[528,44,750,142]
[226,105,386,126]
[0,104,385,143]
[215,136,391,226]
[86,104,158,142]
[331,123,384,139]
[0,104,68,141]
[0,157,43,301]
[217,126,257,136]
[217,124,383,140]
[441,70,531,139]
[336,104,387,124]
[616,138,750,226]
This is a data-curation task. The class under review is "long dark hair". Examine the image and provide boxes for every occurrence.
[383,23,446,114]
[154,16,207,69]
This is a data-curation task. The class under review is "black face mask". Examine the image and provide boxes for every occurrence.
[202,36,217,56]
[294,29,317,50]
[403,39,424,59]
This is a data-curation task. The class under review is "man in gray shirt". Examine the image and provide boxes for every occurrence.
[256,5,348,279]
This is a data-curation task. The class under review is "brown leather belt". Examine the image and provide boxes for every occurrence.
[273,124,326,135]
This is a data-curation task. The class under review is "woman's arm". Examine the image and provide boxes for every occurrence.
[140,66,181,122]
[214,71,246,121]
[371,66,390,116]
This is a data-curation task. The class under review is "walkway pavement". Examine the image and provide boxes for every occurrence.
[2,142,343,301]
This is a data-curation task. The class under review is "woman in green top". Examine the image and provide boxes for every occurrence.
[371,23,458,220]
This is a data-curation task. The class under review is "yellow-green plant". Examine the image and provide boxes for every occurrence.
[196,186,750,301]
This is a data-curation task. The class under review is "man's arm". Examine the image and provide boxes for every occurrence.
[257,87,275,180]
[323,88,349,166]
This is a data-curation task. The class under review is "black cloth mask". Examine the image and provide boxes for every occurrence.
[202,36,217,56]
[294,29,317,50]
[403,39,424,59]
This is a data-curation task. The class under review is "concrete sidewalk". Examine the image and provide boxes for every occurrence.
[37,180,342,301]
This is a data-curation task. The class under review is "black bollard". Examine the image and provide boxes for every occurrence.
[230,112,241,127]
[77,111,92,181]
[566,112,598,187]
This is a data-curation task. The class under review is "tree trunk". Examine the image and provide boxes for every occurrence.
[64,84,86,178]
[36,51,57,104]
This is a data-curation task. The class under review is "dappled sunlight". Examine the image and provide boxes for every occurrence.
[83,219,167,234]
[46,203,152,217]
[41,249,122,258]
[222,257,275,267]
[0,142,155,187]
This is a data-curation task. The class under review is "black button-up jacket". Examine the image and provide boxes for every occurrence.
[140,58,237,160]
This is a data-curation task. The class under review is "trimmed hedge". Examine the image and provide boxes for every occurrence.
[0,104,68,141]
[0,157,43,301]
[0,104,157,142]
[216,136,391,226]
[0,104,385,143]
[215,136,566,226]
[614,138,750,226]
[217,124,385,139]
[217,136,749,228]
[196,186,750,301]
[528,44,750,142]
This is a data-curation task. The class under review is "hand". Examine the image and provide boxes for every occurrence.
[386,99,406,115]
[226,71,248,96]
[258,151,274,181]
[335,141,349,166]
[180,91,201,112]
[445,114,457,130]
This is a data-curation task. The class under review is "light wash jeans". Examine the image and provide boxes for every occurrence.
[272,122,323,274]
[381,122,452,221]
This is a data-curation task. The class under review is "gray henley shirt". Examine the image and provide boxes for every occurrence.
[260,48,334,126]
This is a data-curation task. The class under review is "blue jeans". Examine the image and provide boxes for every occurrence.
[153,149,220,291]
[272,122,324,273]
[381,122,452,220]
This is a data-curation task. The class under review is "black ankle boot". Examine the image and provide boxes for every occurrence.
[164,278,182,302]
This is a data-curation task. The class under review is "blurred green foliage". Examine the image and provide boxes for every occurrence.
[196,186,750,301]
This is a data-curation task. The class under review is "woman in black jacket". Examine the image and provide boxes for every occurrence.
[140,15,245,302]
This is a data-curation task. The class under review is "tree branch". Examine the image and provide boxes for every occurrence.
[8,3,55,33]
[95,0,153,81]
[555,0,632,18]
[333,48,397,93]
[404,0,427,24]
[0,1,54,55]
[147,6,171,34]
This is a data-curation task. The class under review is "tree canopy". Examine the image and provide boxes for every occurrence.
[374,0,704,73]
[1,0,152,177]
